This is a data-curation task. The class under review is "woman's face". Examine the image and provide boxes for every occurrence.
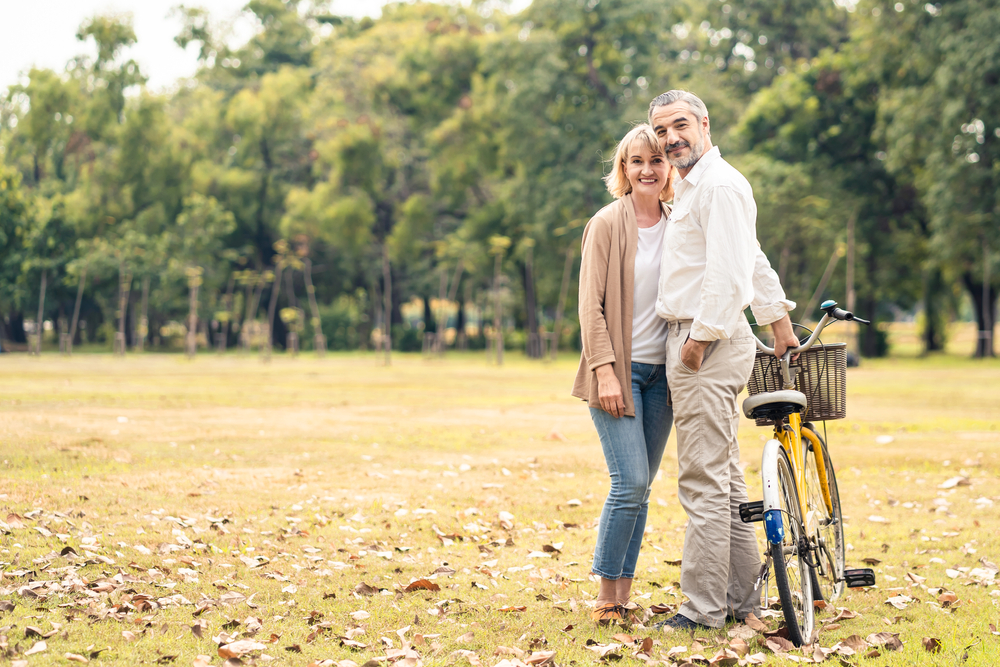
[625,144,668,198]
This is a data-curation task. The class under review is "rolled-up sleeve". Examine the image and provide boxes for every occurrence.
[691,186,756,341]
[750,244,796,326]
[578,218,616,370]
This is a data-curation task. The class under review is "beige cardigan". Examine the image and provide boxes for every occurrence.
[572,195,672,417]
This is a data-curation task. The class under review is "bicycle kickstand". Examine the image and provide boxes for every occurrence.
[754,551,773,591]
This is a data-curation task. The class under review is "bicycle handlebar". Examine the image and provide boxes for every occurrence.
[753,299,869,358]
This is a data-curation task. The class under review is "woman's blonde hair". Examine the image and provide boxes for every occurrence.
[604,123,675,201]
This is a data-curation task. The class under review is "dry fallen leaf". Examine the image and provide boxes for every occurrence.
[728,638,749,657]
[24,641,47,656]
[922,637,942,653]
[743,613,768,632]
[353,582,379,596]
[403,579,441,593]
[585,642,622,659]
[829,608,859,623]
[885,594,913,610]
[65,654,89,664]
[525,650,556,665]
[217,639,267,659]
[193,656,214,667]
[939,476,970,489]
[866,632,903,651]
[765,637,794,653]
[708,648,741,666]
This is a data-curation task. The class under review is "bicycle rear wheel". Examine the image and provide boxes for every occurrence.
[770,447,814,646]
[803,427,845,603]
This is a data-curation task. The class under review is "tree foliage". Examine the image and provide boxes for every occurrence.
[0,0,996,356]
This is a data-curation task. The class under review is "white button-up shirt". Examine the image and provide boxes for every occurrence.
[656,146,794,341]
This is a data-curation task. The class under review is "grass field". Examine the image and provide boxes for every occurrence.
[1,348,999,666]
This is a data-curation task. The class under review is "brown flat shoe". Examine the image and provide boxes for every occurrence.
[591,602,624,625]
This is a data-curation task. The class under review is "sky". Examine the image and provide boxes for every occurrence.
[0,0,526,95]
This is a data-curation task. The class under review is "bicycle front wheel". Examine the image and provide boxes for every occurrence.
[771,447,814,646]
[803,426,845,603]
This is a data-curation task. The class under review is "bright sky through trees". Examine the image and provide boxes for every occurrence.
[0,0,487,92]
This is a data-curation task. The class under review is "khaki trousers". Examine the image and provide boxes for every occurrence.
[665,318,760,628]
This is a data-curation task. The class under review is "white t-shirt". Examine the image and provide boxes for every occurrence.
[632,213,670,364]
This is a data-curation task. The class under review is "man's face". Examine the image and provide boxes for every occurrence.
[650,101,710,173]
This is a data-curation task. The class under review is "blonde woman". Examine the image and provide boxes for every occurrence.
[572,124,677,624]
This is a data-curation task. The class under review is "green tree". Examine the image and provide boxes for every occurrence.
[866,0,1000,356]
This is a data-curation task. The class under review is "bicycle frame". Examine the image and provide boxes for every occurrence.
[761,415,832,542]
[756,312,838,542]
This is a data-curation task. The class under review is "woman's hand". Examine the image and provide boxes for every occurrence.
[595,364,625,418]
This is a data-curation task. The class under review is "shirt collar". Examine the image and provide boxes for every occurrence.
[678,145,721,189]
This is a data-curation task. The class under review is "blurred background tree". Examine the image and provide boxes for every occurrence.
[0,0,995,357]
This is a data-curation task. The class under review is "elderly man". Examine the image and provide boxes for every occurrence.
[650,90,799,630]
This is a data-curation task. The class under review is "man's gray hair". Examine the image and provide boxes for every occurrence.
[648,90,709,124]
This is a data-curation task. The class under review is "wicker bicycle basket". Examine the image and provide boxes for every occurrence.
[746,343,847,426]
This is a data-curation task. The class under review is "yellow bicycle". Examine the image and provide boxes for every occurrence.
[739,300,876,646]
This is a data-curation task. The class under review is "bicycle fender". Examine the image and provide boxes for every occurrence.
[761,439,785,545]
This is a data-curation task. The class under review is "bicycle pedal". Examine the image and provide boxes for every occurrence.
[843,568,876,588]
[739,500,764,523]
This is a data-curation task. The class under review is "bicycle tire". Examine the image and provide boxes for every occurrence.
[803,427,846,603]
[770,447,814,646]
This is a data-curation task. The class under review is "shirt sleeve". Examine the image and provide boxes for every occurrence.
[749,243,796,326]
[690,186,757,342]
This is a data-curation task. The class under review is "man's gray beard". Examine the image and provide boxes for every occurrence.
[667,136,705,170]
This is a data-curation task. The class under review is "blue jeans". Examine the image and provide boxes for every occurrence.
[590,362,674,580]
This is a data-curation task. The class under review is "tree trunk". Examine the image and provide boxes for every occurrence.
[523,246,542,359]
[963,271,996,358]
[382,246,392,365]
[437,261,464,353]
[186,269,201,359]
[33,270,47,355]
[8,311,27,344]
[117,264,132,356]
[551,244,576,360]
[846,213,858,357]
[801,245,842,323]
[860,295,879,357]
[265,265,283,360]
[493,253,504,365]
[243,274,266,352]
[422,291,436,334]
[303,258,326,355]
[216,273,234,354]
[69,267,87,352]
[922,266,945,353]
[137,275,150,352]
